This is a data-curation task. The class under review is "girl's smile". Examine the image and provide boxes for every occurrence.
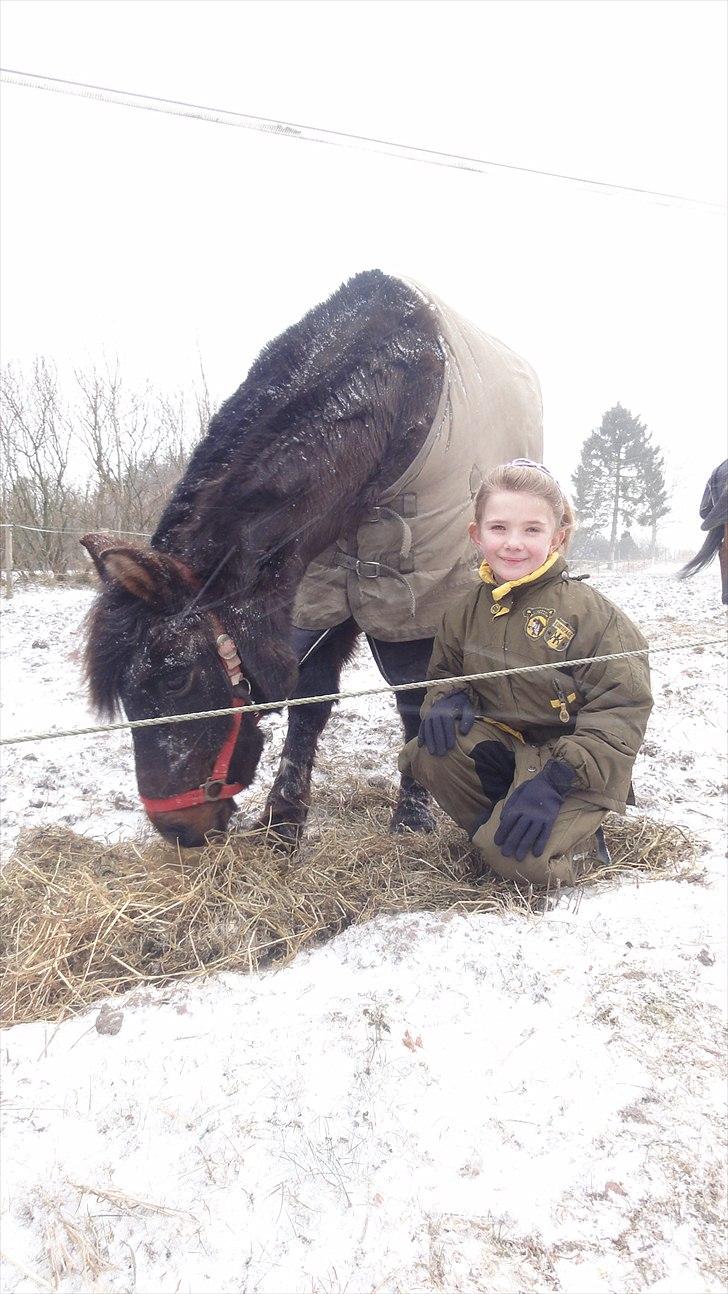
[469,489,566,583]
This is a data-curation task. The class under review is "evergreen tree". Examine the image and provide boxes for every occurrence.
[637,441,671,558]
[572,404,655,564]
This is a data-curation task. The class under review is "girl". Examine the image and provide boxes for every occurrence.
[398,460,653,886]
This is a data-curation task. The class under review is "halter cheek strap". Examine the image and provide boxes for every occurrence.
[139,697,246,813]
[139,605,256,816]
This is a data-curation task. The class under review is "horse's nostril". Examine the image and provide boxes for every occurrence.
[152,801,234,848]
[158,821,205,848]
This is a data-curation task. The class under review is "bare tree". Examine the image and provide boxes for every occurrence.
[0,359,78,572]
[1,357,216,576]
[193,355,214,437]
[74,360,216,537]
[75,360,154,533]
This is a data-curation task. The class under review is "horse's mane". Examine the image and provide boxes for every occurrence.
[152,270,437,555]
[84,584,149,717]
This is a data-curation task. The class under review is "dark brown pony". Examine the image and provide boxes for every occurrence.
[679,459,728,605]
[82,271,538,848]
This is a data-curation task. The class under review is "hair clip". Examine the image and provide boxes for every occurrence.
[505,458,556,479]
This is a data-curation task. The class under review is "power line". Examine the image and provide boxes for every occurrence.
[1,67,725,214]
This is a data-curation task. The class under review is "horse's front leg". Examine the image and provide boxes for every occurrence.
[261,619,360,850]
[367,636,437,834]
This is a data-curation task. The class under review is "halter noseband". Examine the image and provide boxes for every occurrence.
[139,581,257,816]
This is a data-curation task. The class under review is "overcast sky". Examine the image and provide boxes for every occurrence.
[1,0,726,548]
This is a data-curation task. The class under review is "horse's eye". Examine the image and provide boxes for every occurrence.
[163,668,195,698]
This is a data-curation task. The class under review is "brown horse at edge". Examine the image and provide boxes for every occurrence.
[679,459,728,605]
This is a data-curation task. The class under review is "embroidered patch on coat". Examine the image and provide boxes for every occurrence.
[522,608,575,650]
[523,608,555,639]
[544,617,575,650]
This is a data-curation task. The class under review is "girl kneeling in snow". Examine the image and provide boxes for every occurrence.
[399,461,653,887]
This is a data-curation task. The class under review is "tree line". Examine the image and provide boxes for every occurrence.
[0,359,213,573]
[1,362,671,576]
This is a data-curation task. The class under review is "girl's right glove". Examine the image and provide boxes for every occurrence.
[493,758,575,861]
[418,691,475,757]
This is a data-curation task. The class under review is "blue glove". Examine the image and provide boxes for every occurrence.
[493,758,575,861]
[418,690,475,757]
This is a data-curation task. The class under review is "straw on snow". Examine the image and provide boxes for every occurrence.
[0,780,700,1026]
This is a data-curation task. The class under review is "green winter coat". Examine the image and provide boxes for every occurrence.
[422,555,653,813]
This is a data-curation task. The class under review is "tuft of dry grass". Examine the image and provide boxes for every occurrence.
[0,781,699,1027]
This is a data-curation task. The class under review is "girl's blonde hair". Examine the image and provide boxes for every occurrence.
[474,460,576,553]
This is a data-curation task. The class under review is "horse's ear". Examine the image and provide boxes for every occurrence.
[80,534,171,605]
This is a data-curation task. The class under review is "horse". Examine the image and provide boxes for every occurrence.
[679,459,728,605]
[81,270,543,848]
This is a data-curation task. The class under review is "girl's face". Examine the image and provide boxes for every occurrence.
[469,490,565,583]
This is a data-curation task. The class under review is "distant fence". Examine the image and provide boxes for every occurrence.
[0,522,152,599]
[0,521,694,601]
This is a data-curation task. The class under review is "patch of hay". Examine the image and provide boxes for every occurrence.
[0,783,699,1026]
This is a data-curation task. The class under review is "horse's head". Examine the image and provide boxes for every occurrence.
[81,534,296,846]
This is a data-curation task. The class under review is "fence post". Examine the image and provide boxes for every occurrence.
[3,525,12,599]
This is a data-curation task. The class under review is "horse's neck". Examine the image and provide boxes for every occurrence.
[157,415,390,605]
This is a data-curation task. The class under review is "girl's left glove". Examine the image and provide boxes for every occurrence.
[493,758,575,861]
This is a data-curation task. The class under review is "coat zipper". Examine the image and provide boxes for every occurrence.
[552,675,576,723]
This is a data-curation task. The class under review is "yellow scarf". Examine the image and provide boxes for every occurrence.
[479,551,560,612]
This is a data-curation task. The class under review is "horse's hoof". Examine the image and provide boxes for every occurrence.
[388,801,437,834]
[254,814,303,853]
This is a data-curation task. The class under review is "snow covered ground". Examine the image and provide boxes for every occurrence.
[1,564,726,1293]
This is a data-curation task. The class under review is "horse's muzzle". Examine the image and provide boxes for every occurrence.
[148,798,236,847]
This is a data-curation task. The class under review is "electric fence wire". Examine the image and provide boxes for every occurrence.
[1,637,725,749]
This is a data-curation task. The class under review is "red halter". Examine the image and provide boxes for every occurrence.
[139,695,247,814]
[139,587,256,815]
